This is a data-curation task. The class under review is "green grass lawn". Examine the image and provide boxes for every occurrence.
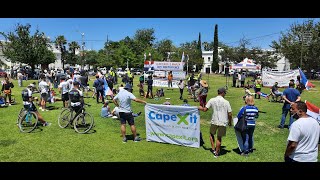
[0,74,319,162]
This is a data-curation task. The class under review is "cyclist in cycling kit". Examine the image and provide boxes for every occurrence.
[68,81,84,121]
[21,84,51,126]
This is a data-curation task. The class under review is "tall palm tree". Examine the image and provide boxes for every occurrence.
[68,41,80,54]
[68,41,80,66]
[54,35,67,69]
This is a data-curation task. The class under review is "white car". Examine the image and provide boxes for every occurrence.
[117,70,126,77]
[100,67,107,75]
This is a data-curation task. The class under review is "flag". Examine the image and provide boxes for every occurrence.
[299,68,315,90]
[103,77,113,97]
[181,51,185,62]
[305,100,320,122]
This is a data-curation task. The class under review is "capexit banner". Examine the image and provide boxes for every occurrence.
[145,103,200,148]
[262,69,299,88]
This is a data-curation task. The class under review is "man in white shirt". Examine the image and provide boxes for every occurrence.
[284,101,320,162]
[113,83,146,143]
[198,87,232,158]
[58,76,70,108]
[38,76,49,111]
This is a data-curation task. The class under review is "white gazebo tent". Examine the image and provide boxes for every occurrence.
[232,58,257,70]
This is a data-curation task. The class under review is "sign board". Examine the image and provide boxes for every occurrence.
[145,103,200,148]
[262,70,299,88]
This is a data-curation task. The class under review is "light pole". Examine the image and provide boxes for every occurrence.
[207,64,211,89]
[80,32,85,70]
[127,59,129,69]
[225,59,229,90]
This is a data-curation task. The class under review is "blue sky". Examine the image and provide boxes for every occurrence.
[0,18,317,51]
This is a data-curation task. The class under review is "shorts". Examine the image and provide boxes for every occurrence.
[24,103,37,112]
[119,112,134,125]
[210,124,226,137]
[61,93,69,101]
[71,106,83,114]
[41,93,48,100]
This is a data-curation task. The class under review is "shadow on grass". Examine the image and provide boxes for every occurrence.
[124,133,141,141]
[232,147,257,154]
[46,105,61,110]
[202,145,231,156]
[0,139,17,147]
[85,129,97,134]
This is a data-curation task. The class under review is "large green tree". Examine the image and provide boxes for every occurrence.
[154,39,174,61]
[250,47,277,72]
[0,23,55,70]
[196,32,203,72]
[180,40,203,73]
[212,24,219,72]
[84,50,98,69]
[271,19,320,72]
[66,41,80,66]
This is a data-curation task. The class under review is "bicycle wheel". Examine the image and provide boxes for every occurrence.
[19,112,38,133]
[16,108,26,124]
[74,112,94,134]
[58,108,72,128]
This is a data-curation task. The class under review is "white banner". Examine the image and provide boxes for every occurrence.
[153,79,179,88]
[153,61,184,71]
[171,71,186,80]
[262,70,299,88]
[145,103,200,148]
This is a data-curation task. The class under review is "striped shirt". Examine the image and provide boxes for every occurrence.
[237,105,259,126]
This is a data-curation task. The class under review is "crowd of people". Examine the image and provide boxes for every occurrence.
[1,66,319,162]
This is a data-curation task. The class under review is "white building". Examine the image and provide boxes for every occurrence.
[0,41,80,70]
[201,47,224,74]
[201,48,290,73]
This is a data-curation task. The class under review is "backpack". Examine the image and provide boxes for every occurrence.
[69,89,81,103]
[21,89,30,101]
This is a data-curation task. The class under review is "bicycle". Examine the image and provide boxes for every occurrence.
[58,103,94,134]
[17,105,39,133]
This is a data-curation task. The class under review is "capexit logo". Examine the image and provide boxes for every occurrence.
[148,111,197,125]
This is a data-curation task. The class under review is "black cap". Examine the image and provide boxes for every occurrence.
[218,87,227,94]
[124,83,132,90]
[73,81,80,86]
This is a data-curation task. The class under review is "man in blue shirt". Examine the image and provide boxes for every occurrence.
[93,75,104,104]
[113,83,147,143]
[278,81,301,129]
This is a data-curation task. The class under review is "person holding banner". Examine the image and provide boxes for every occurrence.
[113,83,147,143]
[198,87,232,158]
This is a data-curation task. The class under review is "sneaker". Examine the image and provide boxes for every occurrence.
[278,125,284,129]
[134,137,142,142]
[241,151,249,156]
[43,122,51,127]
[122,138,127,143]
[8,104,12,106]
[39,107,42,110]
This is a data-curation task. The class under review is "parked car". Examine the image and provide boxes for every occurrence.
[117,70,126,77]
[0,69,7,77]
[88,70,96,76]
